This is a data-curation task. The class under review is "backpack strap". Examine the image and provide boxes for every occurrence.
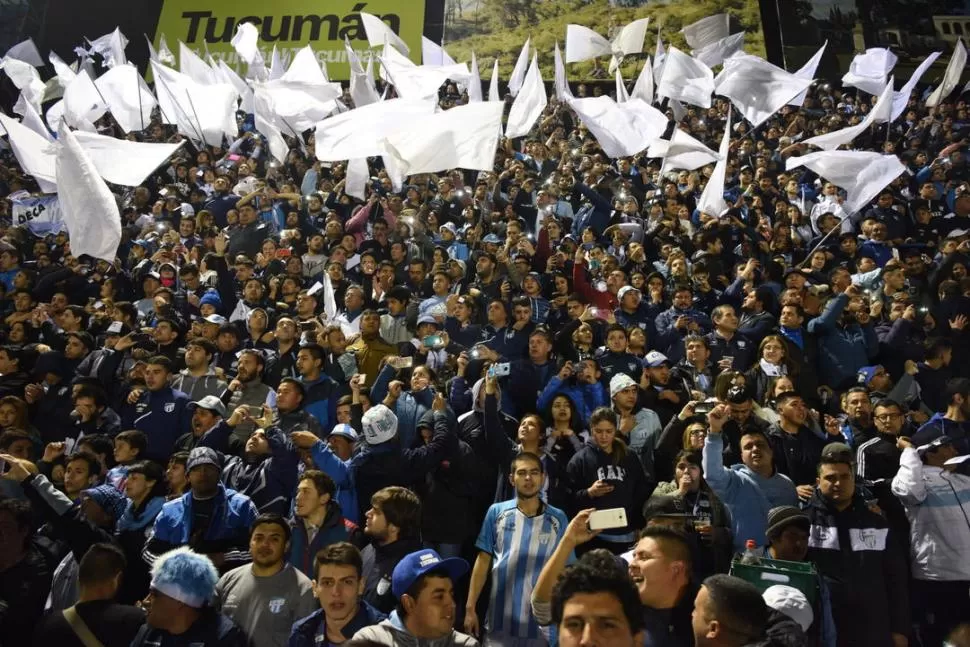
[62,606,106,647]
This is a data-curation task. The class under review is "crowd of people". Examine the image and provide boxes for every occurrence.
[1,30,970,647]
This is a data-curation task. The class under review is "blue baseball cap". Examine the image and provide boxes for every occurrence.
[391,549,469,599]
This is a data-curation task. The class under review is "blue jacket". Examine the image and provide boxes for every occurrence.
[702,433,799,550]
[310,439,359,523]
[288,604,387,647]
[142,483,258,570]
[371,364,435,449]
[571,183,612,238]
[807,294,879,389]
[121,386,193,462]
[299,374,338,435]
[537,376,607,422]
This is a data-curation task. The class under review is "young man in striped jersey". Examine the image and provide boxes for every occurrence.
[464,451,570,646]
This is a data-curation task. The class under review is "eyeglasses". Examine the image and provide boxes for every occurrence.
[875,413,902,421]
[689,429,708,437]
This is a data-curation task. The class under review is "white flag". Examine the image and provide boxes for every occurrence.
[656,47,714,108]
[468,52,483,102]
[347,41,380,107]
[87,27,128,68]
[268,45,286,80]
[693,32,745,68]
[610,17,650,62]
[893,52,941,120]
[63,70,109,131]
[360,12,410,55]
[55,122,121,263]
[0,113,57,192]
[151,61,237,146]
[1,57,45,109]
[789,41,827,106]
[231,22,261,65]
[13,93,52,141]
[72,131,184,186]
[179,41,218,85]
[554,43,572,102]
[803,79,894,151]
[842,48,896,96]
[786,151,907,215]
[508,38,531,97]
[653,26,666,85]
[631,56,654,104]
[314,99,435,161]
[660,128,720,172]
[683,14,730,51]
[927,39,967,108]
[345,157,370,200]
[565,24,611,63]
[5,38,44,67]
[383,102,504,186]
[506,55,547,138]
[567,96,667,157]
[615,68,629,103]
[715,55,812,128]
[488,59,501,102]
[422,37,456,66]
[157,34,176,66]
[696,114,731,217]
[94,64,156,133]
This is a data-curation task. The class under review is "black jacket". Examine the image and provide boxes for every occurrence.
[804,490,909,647]
[32,600,146,647]
[768,425,844,487]
[361,537,423,615]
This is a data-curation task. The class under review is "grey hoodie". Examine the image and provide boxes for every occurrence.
[352,610,479,646]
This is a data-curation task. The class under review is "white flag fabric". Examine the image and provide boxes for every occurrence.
[314,99,435,161]
[146,35,160,64]
[654,28,666,85]
[1,57,45,109]
[715,55,812,128]
[94,64,156,133]
[787,151,907,214]
[157,34,176,66]
[253,87,289,164]
[508,38,531,97]
[554,43,572,101]
[567,96,667,157]
[506,55,547,138]
[669,98,688,122]
[179,41,218,85]
[610,18,651,60]
[803,79,894,151]
[55,122,121,263]
[268,46,286,81]
[565,24,611,63]
[346,41,380,107]
[345,157,369,200]
[631,57,654,104]
[0,113,57,192]
[422,37,456,66]
[13,93,52,141]
[380,51,468,101]
[87,28,128,68]
[927,39,967,108]
[693,32,745,68]
[683,14,730,51]
[696,114,731,217]
[5,38,44,67]
[468,52,483,102]
[842,48,896,95]
[217,59,254,113]
[360,12,410,55]
[615,68,629,103]
[383,102,504,185]
[49,52,77,87]
[231,22,261,65]
[72,131,184,186]
[660,128,720,172]
[893,52,941,120]
[789,41,827,106]
[657,47,714,108]
[151,61,238,145]
[63,70,108,131]
[488,59,500,102]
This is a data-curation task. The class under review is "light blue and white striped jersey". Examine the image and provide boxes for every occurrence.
[476,499,571,646]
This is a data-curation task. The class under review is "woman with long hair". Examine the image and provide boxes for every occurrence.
[745,334,796,404]
[543,393,586,474]
[566,407,654,555]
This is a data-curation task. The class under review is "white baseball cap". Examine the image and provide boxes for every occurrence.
[762,585,813,632]
[361,404,398,445]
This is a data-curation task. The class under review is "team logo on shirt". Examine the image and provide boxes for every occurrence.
[628,363,638,372]
[164,402,175,413]
[377,576,391,596]
[737,340,747,348]
[268,597,286,614]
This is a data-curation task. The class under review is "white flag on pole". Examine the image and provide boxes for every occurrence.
[659,127,720,172]
[506,54,547,138]
[87,27,128,68]
[715,55,812,128]
[94,64,156,133]
[693,32,745,68]
[314,99,435,161]
[566,96,667,158]
[565,24,611,63]
[554,43,572,101]
[786,151,907,215]
[926,39,967,107]
[0,113,57,192]
[468,52,483,102]
[5,38,44,67]
[682,14,730,51]
[508,38,531,97]
[789,41,827,106]
[841,48,896,95]
[631,57,654,105]
[13,93,52,141]
[55,122,121,263]
[656,47,714,108]
[695,114,731,217]
[421,37,457,66]
[360,12,410,55]
[893,52,941,120]
[803,79,894,151]
[488,59,501,102]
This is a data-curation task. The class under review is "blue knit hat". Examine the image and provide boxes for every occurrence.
[199,290,223,313]
[82,484,127,522]
[150,547,219,608]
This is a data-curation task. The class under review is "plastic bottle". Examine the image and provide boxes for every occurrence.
[740,539,761,565]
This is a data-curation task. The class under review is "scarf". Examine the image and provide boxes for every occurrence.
[759,358,788,377]
[116,496,166,533]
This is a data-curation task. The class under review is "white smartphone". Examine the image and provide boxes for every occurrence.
[588,508,628,531]
[357,374,367,383]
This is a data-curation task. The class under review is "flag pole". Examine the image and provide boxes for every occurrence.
[183,89,210,148]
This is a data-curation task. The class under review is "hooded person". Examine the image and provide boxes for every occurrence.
[131,547,247,646]
[756,585,812,647]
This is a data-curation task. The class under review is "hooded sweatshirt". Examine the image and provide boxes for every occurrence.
[351,609,478,646]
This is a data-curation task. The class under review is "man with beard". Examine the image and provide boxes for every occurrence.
[464,452,570,646]
[470,252,505,304]
[171,339,227,401]
[769,392,845,500]
[839,386,877,447]
[346,311,396,388]
[215,514,316,647]
[222,349,277,454]
[196,405,299,516]
[264,318,301,389]
[176,396,227,453]
[360,486,423,615]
